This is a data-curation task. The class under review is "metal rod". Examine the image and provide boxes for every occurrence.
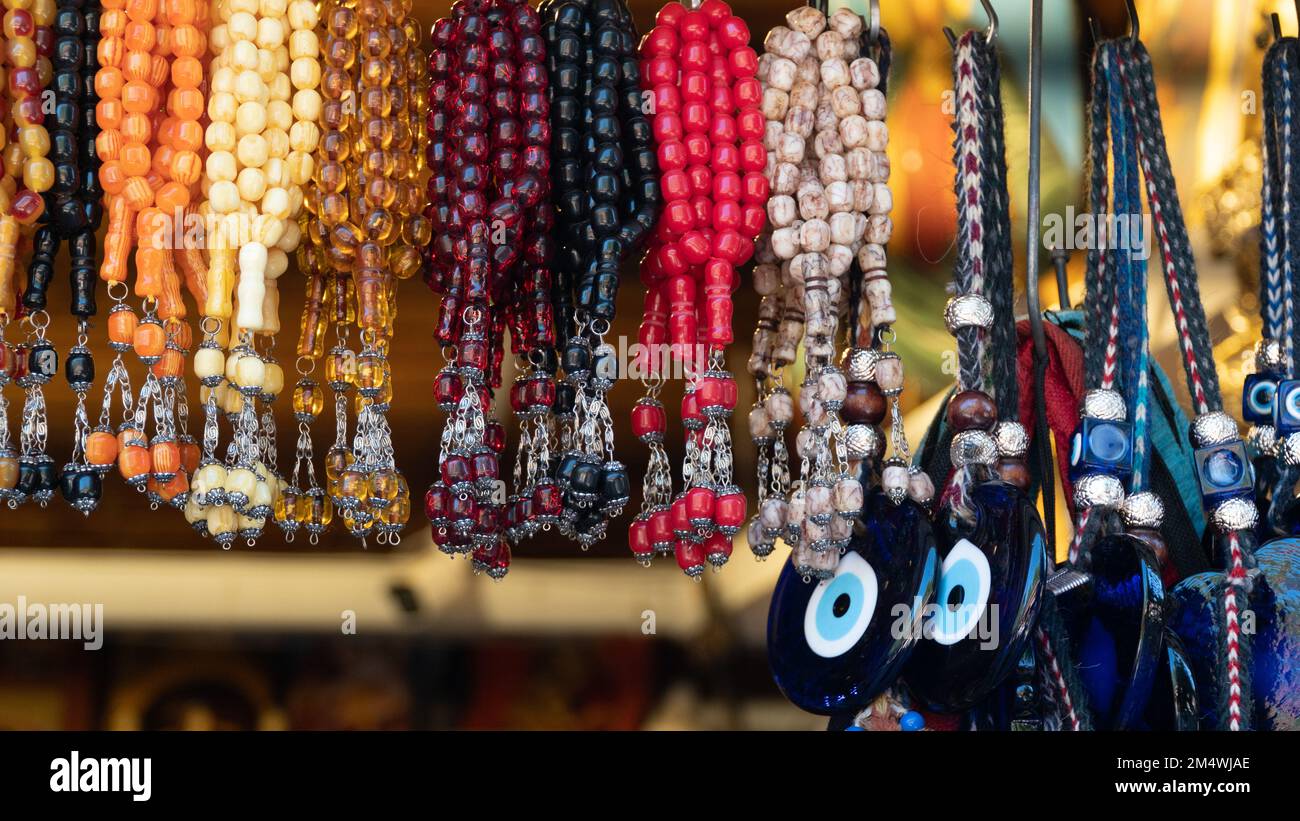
[1051,246,1070,309]
[1025,0,1056,556]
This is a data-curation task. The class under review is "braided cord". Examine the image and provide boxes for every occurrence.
[973,36,1019,419]
[1279,41,1300,375]
[1261,42,1286,350]
[951,33,986,395]
[1104,44,1151,491]
[1119,40,1223,414]
[1083,43,1115,390]
[1120,37,1256,731]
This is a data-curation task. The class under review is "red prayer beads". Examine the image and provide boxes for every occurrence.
[631,0,762,578]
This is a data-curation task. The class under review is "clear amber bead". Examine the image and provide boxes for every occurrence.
[325,347,356,390]
[292,378,325,420]
[368,467,399,507]
[274,485,301,525]
[338,466,370,500]
[324,445,353,484]
[355,350,385,394]
[302,487,333,529]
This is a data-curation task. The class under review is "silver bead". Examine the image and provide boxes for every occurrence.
[992,420,1029,457]
[1280,431,1300,466]
[1256,338,1285,372]
[1121,491,1164,529]
[843,423,878,459]
[1247,424,1278,458]
[1072,473,1125,510]
[950,430,997,467]
[1189,411,1239,447]
[942,294,994,334]
[1210,496,1258,533]
[846,347,877,382]
[1080,388,1127,422]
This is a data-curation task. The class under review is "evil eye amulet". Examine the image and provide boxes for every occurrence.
[1056,534,1170,729]
[1275,379,1300,434]
[904,480,1047,713]
[767,489,938,715]
[1193,440,1253,504]
[1169,538,1300,729]
[1243,372,1279,425]
[1067,417,1133,482]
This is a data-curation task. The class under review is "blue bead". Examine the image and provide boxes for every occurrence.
[1204,449,1244,487]
[844,725,866,732]
[900,710,925,731]
[1089,421,1131,462]
[1243,373,1278,424]
[1068,417,1134,481]
[1194,441,1254,503]
[1275,380,1300,434]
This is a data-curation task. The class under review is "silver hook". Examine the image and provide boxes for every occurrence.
[867,0,880,46]
[1125,0,1139,43]
[944,0,997,49]
[981,0,999,43]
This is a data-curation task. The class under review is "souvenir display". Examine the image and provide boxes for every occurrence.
[901,24,1045,714]
[628,0,757,577]
[0,0,1293,743]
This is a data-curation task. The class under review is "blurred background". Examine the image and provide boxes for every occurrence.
[0,0,1287,729]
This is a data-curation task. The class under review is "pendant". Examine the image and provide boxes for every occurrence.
[1169,537,1300,730]
[767,488,937,715]
[1056,533,1167,728]
[905,480,1047,713]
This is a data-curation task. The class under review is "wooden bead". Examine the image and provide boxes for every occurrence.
[997,456,1032,491]
[841,380,886,425]
[947,390,998,431]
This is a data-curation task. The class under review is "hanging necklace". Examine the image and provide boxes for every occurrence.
[5,0,58,508]
[629,0,756,576]
[425,0,560,577]
[542,0,649,554]
[762,11,940,721]
[27,0,104,514]
[1249,28,1300,535]
[1080,35,1260,731]
[1170,26,1300,731]
[1052,37,1185,731]
[902,26,1046,714]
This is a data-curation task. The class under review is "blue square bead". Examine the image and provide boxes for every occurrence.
[1275,379,1300,434]
[1193,441,1254,504]
[1067,417,1134,481]
[1243,373,1278,424]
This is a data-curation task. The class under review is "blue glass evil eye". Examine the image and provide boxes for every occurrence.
[1242,374,1274,420]
[928,539,991,646]
[1278,380,1300,433]
[1203,448,1245,488]
[1089,422,1130,463]
[804,551,878,658]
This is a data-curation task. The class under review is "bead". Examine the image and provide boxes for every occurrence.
[946,390,997,432]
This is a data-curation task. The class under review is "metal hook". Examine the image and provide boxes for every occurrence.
[981,0,999,43]
[866,0,880,47]
[1125,0,1139,43]
[944,0,998,49]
